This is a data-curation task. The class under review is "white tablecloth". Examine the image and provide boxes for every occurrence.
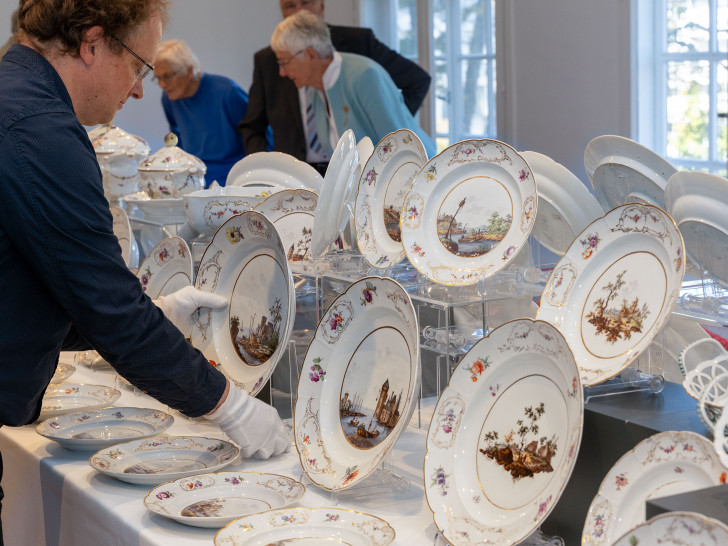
[0,353,438,546]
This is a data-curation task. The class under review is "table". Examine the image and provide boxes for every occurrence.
[0,353,436,546]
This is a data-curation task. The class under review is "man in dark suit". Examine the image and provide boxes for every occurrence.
[238,0,431,170]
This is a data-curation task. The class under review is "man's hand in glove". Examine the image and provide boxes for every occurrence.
[153,285,227,338]
[206,382,290,459]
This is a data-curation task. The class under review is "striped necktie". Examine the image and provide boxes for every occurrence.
[306,86,325,156]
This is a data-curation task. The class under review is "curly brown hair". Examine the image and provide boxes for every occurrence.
[17,0,169,56]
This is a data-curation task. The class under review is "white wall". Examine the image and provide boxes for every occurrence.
[496,0,632,184]
[0,0,357,151]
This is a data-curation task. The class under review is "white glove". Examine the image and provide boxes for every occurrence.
[153,285,227,338]
[206,384,290,459]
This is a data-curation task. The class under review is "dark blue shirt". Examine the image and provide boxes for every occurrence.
[0,44,226,426]
[162,73,248,187]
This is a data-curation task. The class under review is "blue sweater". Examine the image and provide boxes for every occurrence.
[162,73,248,187]
[313,53,436,158]
[0,45,226,425]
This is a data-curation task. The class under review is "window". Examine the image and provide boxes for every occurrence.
[360,0,497,152]
[636,0,728,175]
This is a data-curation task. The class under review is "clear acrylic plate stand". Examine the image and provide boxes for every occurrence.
[298,451,411,505]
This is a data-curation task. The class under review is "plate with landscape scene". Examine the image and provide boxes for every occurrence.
[536,203,684,387]
[294,277,419,490]
[401,139,537,286]
[135,236,192,299]
[612,511,728,546]
[355,129,428,268]
[424,319,583,546]
[254,189,318,262]
[582,431,727,545]
[191,211,295,396]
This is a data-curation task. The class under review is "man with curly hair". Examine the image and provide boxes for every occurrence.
[0,2,289,540]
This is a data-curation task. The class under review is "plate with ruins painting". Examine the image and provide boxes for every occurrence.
[521,151,604,256]
[311,130,361,257]
[254,189,318,262]
[90,436,240,485]
[354,129,428,268]
[294,277,419,490]
[582,431,726,545]
[584,135,677,212]
[536,203,684,387]
[612,511,728,546]
[135,236,193,299]
[191,211,295,396]
[214,507,395,545]
[144,471,305,528]
[424,318,583,546]
[401,139,537,286]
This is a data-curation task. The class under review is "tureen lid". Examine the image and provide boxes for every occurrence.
[138,133,206,173]
[89,124,150,155]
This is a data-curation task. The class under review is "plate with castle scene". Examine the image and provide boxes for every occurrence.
[582,431,727,545]
[355,129,428,268]
[401,139,537,286]
[135,236,192,299]
[191,211,295,396]
[254,189,318,262]
[536,203,684,387]
[294,277,419,490]
[424,318,583,546]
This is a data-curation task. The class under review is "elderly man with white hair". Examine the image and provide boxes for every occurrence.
[153,39,248,186]
[271,11,436,159]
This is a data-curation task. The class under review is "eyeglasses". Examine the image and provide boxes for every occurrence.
[109,34,154,81]
[152,69,183,84]
[277,49,305,67]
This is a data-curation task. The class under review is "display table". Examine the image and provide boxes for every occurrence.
[0,354,435,546]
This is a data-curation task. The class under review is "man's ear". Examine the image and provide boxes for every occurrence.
[79,26,105,66]
[304,46,319,61]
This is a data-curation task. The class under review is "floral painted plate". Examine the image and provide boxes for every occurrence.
[111,205,138,268]
[294,277,419,490]
[355,129,428,268]
[214,507,395,545]
[226,151,323,193]
[49,362,76,384]
[584,135,677,211]
[144,471,305,528]
[36,407,173,452]
[310,130,361,257]
[191,211,295,395]
[89,436,239,485]
[582,431,727,545]
[521,151,604,256]
[401,139,537,285]
[536,203,684,386]
[254,189,318,262]
[612,511,728,546]
[424,319,583,545]
[135,236,192,299]
[39,383,121,421]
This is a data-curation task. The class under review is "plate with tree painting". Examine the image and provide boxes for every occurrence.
[135,236,193,299]
[424,318,583,546]
[355,129,428,268]
[294,277,419,490]
[254,189,318,262]
[520,151,604,256]
[401,139,537,286]
[191,211,295,396]
[536,203,684,387]
[582,431,727,545]
[612,511,728,546]
[144,471,305,528]
[214,507,395,545]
